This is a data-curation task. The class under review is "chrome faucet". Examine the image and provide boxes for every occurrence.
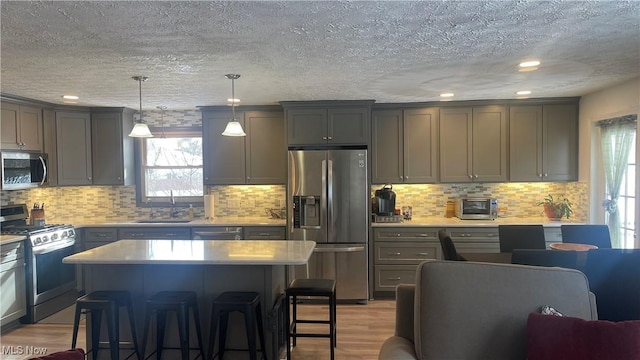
[169,190,180,218]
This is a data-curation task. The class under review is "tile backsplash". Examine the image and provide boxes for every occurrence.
[371,182,588,221]
[1,181,587,223]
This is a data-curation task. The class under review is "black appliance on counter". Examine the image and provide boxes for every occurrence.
[372,184,396,216]
[0,204,77,323]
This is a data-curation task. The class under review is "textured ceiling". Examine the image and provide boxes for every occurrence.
[1,1,639,110]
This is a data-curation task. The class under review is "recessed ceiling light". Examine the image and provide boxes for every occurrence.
[227,98,240,103]
[516,90,532,95]
[519,60,540,68]
[62,95,79,100]
[440,93,454,98]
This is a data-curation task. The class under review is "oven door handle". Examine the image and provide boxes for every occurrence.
[32,240,76,255]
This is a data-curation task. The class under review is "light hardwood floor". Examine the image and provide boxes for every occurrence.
[0,300,396,360]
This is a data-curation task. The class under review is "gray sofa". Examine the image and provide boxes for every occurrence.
[378,260,597,360]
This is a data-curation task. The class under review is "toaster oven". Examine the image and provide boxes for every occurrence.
[455,198,498,220]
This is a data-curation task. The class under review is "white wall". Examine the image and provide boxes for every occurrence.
[579,77,639,246]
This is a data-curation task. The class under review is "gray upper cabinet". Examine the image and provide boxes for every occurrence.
[91,109,135,185]
[56,110,93,185]
[283,101,374,146]
[202,107,285,185]
[372,107,438,184]
[43,109,58,186]
[1,102,44,151]
[439,105,507,182]
[509,103,578,181]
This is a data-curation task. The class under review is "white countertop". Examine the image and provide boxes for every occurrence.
[372,216,580,227]
[71,217,286,228]
[0,234,26,245]
[63,239,315,265]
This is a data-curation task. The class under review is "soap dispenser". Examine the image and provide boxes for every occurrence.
[188,204,194,219]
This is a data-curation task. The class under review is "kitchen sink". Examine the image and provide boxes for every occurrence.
[132,219,193,223]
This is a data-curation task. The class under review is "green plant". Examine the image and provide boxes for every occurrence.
[537,194,573,219]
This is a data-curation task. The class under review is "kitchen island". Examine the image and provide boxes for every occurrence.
[64,239,315,360]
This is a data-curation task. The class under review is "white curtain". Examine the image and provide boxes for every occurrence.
[598,115,637,247]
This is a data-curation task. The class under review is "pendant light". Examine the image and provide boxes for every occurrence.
[221,74,246,136]
[128,76,153,138]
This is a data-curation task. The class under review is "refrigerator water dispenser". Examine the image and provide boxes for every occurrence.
[293,195,320,228]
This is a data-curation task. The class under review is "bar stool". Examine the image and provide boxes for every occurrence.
[208,291,267,360]
[141,291,205,360]
[285,279,336,360]
[71,290,141,360]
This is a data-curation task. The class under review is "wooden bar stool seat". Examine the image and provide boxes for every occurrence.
[71,290,141,360]
[208,291,268,360]
[285,279,336,360]
[141,291,205,360]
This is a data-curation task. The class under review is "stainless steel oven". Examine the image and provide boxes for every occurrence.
[1,204,77,323]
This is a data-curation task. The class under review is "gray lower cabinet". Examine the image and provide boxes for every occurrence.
[56,110,92,185]
[118,227,191,240]
[202,107,285,185]
[446,227,500,253]
[282,101,374,146]
[84,228,119,249]
[509,103,578,181]
[372,227,440,296]
[371,107,438,184]
[0,241,27,325]
[244,226,286,240]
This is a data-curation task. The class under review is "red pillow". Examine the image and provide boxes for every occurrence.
[527,312,640,360]
[29,348,85,360]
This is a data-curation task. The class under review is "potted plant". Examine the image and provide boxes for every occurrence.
[538,194,573,220]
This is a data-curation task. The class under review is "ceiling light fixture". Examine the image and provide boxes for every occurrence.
[516,90,532,95]
[62,95,79,100]
[221,74,246,137]
[519,60,541,68]
[128,76,153,138]
[440,92,454,97]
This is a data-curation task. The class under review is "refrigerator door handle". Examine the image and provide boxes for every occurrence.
[327,159,333,233]
[321,159,327,235]
[313,246,365,253]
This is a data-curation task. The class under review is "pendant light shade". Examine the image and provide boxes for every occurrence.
[221,74,246,137]
[128,76,153,138]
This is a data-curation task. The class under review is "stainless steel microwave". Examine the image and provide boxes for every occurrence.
[1,151,48,190]
[455,197,498,220]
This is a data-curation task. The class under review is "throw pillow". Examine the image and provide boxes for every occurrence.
[29,348,85,360]
[527,312,640,360]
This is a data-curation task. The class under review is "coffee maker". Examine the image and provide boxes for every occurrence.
[372,184,396,216]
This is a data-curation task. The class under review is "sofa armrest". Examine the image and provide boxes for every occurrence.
[395,284,415,342]
[589,291,598,319]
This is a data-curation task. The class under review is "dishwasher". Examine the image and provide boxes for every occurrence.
[192,227,243,240]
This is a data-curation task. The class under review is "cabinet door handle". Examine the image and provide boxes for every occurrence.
[417,234,431,237]
[327,136,333,140]
[543,173,548,177]
[468,174,473,179]
[387,252,402,256]
[386,277,401,281]
[322,136,327,140]
[416,252,430,256]
[474,174,479,179]
[94,234,109,238]
[258,233,270,236]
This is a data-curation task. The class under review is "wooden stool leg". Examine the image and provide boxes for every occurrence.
[156,310,167,360]
[106,303,120,360]
[191,302,206,360]
[255,303,268,360]
[177,305,190,360]
[90,309,103,360]
[71,305,82,349]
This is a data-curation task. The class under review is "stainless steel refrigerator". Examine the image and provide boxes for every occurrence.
[287,148,369,302]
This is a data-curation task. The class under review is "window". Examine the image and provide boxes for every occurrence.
[139,128,203,204]
[613,134,636,248]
